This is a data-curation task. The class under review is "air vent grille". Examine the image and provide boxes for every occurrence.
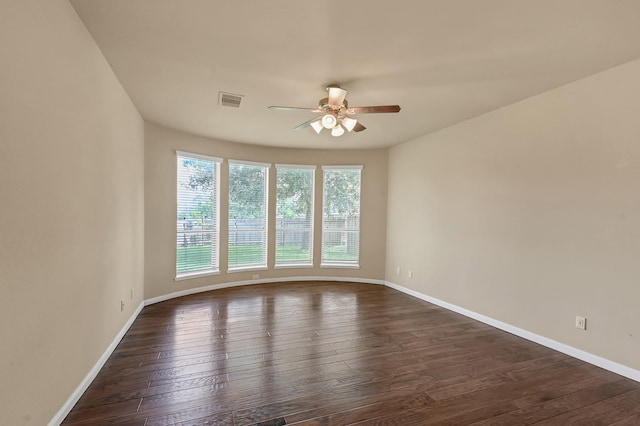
[219,92,243,108]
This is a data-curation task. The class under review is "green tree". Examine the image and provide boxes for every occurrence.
[186,161,361,220]
[229,164,266,219]
[323,168,361,216]
[179,158,214,222]
[187,160,267,219]
[277,168,313,219]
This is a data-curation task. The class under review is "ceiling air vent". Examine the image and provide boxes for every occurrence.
[218,92,243,108]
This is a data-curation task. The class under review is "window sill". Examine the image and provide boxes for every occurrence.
[274,264,313,269]
[320,263,360,269]
[175,269,220,281]
[227,265,268,273]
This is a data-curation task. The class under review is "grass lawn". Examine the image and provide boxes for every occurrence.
[228,244,264,267]
[322,245,358,261]
[177,245,212,273]
[276,245,310,261]
[177,243,357,272]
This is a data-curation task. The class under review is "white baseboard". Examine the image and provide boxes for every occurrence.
[145,276,386,306]
[49,301,145,426]
[384,280,640,383]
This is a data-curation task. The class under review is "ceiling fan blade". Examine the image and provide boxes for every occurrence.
[347,105,401,114]
[294,116,323,131]
[269,106,322,112]
[328,87,347,107]
[353,122,367,132]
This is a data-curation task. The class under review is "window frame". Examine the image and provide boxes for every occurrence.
[227,159,270,272]
[321,165,363,269]
[274,164,316,269]
[175,151,221,281]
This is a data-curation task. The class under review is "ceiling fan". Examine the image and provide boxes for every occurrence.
[268,84,401,137]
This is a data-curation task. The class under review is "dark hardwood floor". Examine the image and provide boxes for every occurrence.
[63,281,640,425]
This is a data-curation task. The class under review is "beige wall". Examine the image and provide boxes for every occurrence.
[386,59,640,370]
[145,123,388,299]
[0,1,145,424]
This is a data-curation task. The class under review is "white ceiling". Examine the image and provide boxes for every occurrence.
[70,0,640,150]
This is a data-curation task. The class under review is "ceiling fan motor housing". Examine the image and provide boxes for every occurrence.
[318,97,348,110]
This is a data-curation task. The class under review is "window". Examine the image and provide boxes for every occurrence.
[275,165,315,267]
[228,160,269,270]
[321,166,362,267]
[176,151,220,278]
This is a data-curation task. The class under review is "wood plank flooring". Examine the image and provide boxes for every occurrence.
[62,281,640,425]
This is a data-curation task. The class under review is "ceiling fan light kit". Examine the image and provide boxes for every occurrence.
[331,125,345,137]
[268,84,401,138]
[309,120,324,134]
[341,116,358,132]
[321,113,337,129]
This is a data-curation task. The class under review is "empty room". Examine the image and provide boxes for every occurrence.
[1,1,640,425]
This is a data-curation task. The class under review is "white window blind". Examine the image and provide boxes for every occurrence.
[321,166,362,266]
[228,161,269,270]
[275,165,315,267]
[176,152,220,277]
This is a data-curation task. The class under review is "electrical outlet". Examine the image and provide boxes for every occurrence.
[252,274,260,280]
[408,270,413,279]
[575,316,587,330]
[396,266,401,275]
[120,300,125,312]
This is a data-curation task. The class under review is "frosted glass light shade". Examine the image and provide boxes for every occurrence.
[310,119,323,134]
[321,114,337,129]
[341,116,357,132]
[331,125,345,137]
